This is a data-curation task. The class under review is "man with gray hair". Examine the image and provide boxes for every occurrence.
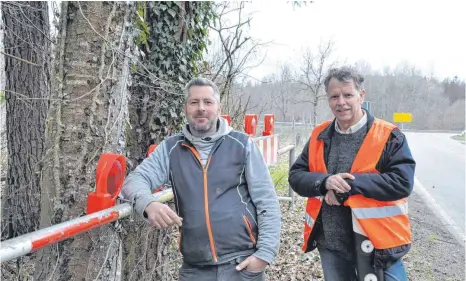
[289,66,415,281]
[121,77,281,281]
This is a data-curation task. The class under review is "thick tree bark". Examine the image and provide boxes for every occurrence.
[1,2,50,279]
[1,0,50,240]
[34,2,132,280]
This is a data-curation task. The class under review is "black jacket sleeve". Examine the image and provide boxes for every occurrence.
[288,139,330,198]
[348,129,416,201]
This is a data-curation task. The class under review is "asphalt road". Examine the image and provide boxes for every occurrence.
[404,132,465,233]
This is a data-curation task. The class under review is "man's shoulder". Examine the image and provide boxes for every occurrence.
[226,130,250,143]
[164,133,185,148]
[374,118,397,128]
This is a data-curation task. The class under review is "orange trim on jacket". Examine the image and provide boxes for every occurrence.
[182,143,218,262]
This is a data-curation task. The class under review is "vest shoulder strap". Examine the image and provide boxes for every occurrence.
[308,120,332,173]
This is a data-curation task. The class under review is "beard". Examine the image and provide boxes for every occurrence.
[188,116,217,136]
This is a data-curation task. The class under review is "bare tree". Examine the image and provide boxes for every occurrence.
[294,40,337,127]
[204,2,271,128]
[270,63,296,121]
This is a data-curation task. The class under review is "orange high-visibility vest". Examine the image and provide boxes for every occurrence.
[302,119,412,252]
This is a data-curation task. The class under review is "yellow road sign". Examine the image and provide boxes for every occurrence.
[393,112,412,123]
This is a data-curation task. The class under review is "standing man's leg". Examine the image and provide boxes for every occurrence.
[218,257,266,281]
[383,259,408,281]
[178,262,217,281]
[318,248,357,281]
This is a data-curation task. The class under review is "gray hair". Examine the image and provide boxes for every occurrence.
[324,66,365,92]
[184,77,220,102]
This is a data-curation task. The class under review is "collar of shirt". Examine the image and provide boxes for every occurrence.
[335,111,367,134]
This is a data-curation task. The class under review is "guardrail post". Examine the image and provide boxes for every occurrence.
[288,146,296,209]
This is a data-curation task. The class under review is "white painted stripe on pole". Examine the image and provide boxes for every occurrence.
[0,240,32,263]
[258,139,264,158]
[274,135,279,164]
[267,137,272,165]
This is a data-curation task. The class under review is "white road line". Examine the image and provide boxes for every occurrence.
[413,176,465,247]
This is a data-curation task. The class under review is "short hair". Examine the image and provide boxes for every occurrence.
[184,77,220,102]
[324,66,365,92]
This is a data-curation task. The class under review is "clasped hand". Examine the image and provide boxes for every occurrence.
[324,173,355,206]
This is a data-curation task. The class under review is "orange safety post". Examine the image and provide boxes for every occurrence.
[221,114,231,126]
[262,114,275,136]
[147,144,158,157]
[244,114,258,136]
[86,153,126,214]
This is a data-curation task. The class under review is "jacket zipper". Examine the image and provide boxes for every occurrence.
[182,143,218,262]
[243,216,257,244]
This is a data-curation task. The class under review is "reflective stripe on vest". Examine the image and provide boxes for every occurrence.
[302,118,411,252]
[352,201,408,219]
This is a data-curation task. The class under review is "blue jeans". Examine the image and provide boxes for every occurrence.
[384,259,408,281]
[318,248,408,281]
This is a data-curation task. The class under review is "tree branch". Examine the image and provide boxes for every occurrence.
[0,50,40,66]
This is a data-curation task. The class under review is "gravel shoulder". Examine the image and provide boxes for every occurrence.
[264,187,465,281]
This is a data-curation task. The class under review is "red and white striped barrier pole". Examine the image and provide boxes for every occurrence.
[0,188,174,263]
[0,152,172,263]
[0,203,131,262]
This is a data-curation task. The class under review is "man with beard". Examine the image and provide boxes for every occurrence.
[289,67,415,281]
[121,77,281,281]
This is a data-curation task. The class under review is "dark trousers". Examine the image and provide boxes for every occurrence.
[178,258,266,281]
[318,248,408,281]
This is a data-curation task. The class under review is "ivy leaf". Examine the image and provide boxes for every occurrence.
[163,59,171,70]
[0,91,5,104]
[168,9,176,18]
[170,109,178,118]
[179,64,187,73]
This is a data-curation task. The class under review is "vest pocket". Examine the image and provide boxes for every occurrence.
[243,215,257,245]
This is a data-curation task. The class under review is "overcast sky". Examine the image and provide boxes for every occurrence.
[229,0,466,81]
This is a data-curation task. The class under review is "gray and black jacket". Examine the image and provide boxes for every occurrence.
[121,117,281,266]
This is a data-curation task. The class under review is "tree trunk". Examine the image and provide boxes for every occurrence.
[312,101,318,128]
[2,0,50,239]
[34,2,132,280]
[1,2,50,279]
